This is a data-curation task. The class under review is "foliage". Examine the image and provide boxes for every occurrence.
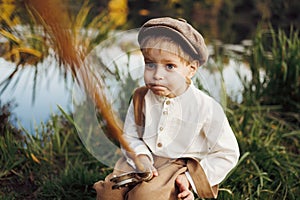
[0,0,47,66]
[242,25,300,111]
[0,0,114,66]
[1,98,299,200]
[216,103,300,200]
[0,0,114,105]
[0,103,107,199]
[0,101,21,137]
[196,26,300,199]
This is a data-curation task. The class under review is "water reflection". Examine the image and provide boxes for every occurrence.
[0,56,73,132]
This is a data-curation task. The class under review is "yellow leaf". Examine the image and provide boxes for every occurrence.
[108,0,128,26]
[0,29,21,44]
[30,153,41,164]
[17,47,43,58]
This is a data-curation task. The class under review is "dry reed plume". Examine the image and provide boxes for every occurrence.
[26,0,144,171]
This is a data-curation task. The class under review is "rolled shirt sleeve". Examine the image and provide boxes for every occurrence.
[199,100,240,186]
[121,101,153,169]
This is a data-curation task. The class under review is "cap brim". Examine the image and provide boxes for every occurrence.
[138,26,199,60]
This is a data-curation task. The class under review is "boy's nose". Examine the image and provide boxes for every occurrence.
[153,67,164,80]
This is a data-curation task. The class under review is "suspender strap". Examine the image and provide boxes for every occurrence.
[186,158,219,198]
[132,86,148,138]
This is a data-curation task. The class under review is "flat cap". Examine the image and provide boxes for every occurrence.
[138,17,208,66]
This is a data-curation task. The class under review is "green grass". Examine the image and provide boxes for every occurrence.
[1,98,299,200]
[194,25,300,199]
[217,103,300,200]
[0,103,110,199]
[242,24,300,111]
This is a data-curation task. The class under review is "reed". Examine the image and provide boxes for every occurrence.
[194,27,300,199]
[217,103,300,199]
[25,0,147,171]
[242,25,300,111]
[0,102,105,199]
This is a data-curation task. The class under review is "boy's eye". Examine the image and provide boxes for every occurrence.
[166,64,175,70]
[145,63,156,69]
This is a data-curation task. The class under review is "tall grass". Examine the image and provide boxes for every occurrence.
[202,25,300,200]
[0,102,107,199]
[242,25,300,111]
[2,99,299,199]
[218,103,300,199]
[192,26,300,200]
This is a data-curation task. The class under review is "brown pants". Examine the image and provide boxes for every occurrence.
[93,156,188,200]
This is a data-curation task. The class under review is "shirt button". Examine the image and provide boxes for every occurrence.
[159,127,164,131]
[165,100,171,105]
[157,142,163,147]
[163,111,168,115]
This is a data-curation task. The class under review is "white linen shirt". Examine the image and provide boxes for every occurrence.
[122,83,240,186]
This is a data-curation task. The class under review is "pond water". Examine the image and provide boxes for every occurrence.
[0,28,250,133]
[0,56,74,132]
[6,0,293,133]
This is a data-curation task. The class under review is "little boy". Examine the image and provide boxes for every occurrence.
[94,17,239,200]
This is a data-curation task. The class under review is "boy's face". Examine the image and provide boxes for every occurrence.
[143,48,197,98]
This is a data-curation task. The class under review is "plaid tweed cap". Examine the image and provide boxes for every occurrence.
[138,17,208,66]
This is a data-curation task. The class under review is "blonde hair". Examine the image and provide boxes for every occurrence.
[140,36,194,64]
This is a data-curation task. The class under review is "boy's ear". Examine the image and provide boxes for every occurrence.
[188,60,199,77]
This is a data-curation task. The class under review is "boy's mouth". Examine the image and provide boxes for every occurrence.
[147,83,166,90]
[146,83,169,95]
[146,83,176,97]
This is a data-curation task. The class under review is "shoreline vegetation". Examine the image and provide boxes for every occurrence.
[1,0,299,199]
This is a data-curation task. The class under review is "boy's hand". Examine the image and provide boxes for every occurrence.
[176,174,194,200]
[137,155,158,177]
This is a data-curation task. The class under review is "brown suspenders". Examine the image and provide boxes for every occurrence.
[132,86,149,138]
